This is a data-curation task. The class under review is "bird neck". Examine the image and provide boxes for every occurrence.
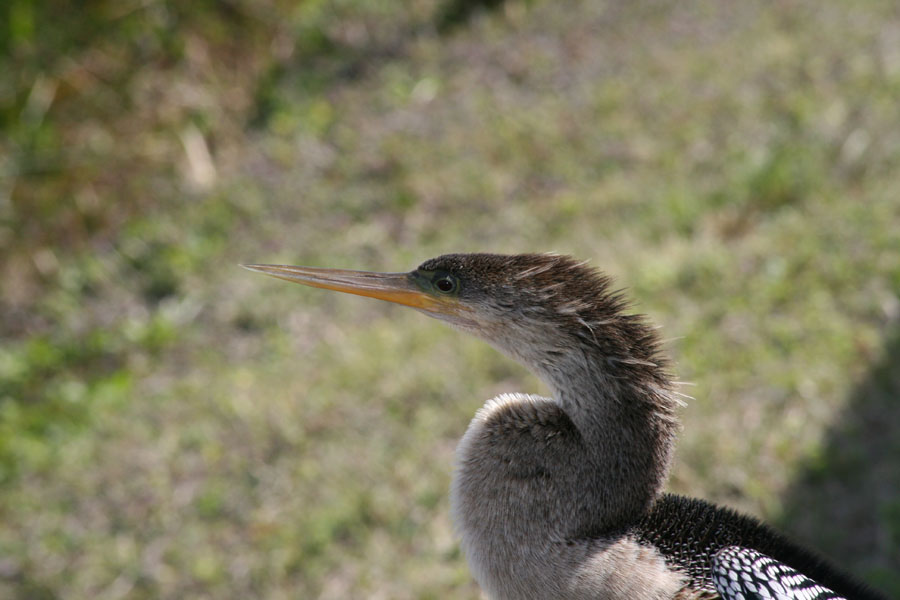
[526,341,679,526]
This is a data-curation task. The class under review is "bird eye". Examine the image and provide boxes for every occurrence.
[434,275,456,293]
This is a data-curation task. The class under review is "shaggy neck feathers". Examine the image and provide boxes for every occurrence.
[421,253,681,522]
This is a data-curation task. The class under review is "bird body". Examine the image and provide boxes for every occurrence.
[452,391,685,599]
[244,253,886,600]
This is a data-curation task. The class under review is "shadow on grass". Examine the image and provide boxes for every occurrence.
[252,0,512,128]
[780,326,900,597]
[437,0,508,32]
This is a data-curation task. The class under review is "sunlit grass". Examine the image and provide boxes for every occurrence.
[2,1,899,598]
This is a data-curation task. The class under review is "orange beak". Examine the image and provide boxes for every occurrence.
[241,263,448,313]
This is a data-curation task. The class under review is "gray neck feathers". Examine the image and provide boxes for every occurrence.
[546,348,678,522]
[491,314,680,528]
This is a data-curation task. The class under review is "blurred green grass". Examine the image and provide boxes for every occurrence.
[2,0,899,598]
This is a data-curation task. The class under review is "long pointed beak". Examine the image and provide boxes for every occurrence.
[242,263,447,313]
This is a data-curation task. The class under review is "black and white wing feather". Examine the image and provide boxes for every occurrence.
[712,546,845,600]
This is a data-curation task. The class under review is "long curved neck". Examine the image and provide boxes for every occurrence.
[548,348,678,501]
[502,328,680,528]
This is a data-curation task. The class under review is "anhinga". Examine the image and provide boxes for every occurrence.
[244,253,885,600]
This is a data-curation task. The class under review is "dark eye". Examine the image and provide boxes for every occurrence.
[435,275,456,293]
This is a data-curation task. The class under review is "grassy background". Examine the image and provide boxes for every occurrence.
[2,0,899,598]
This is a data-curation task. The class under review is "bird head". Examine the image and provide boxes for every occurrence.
[243,253,665,387]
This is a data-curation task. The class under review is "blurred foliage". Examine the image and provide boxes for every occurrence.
[1,0,899,598]
[1,0,275,255]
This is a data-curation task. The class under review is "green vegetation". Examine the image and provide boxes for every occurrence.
[2,0,899,597]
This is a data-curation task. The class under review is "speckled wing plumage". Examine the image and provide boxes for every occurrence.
[633,495,887,600]
[712,546,844,600]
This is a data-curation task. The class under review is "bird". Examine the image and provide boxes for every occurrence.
[243,253,887,600]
